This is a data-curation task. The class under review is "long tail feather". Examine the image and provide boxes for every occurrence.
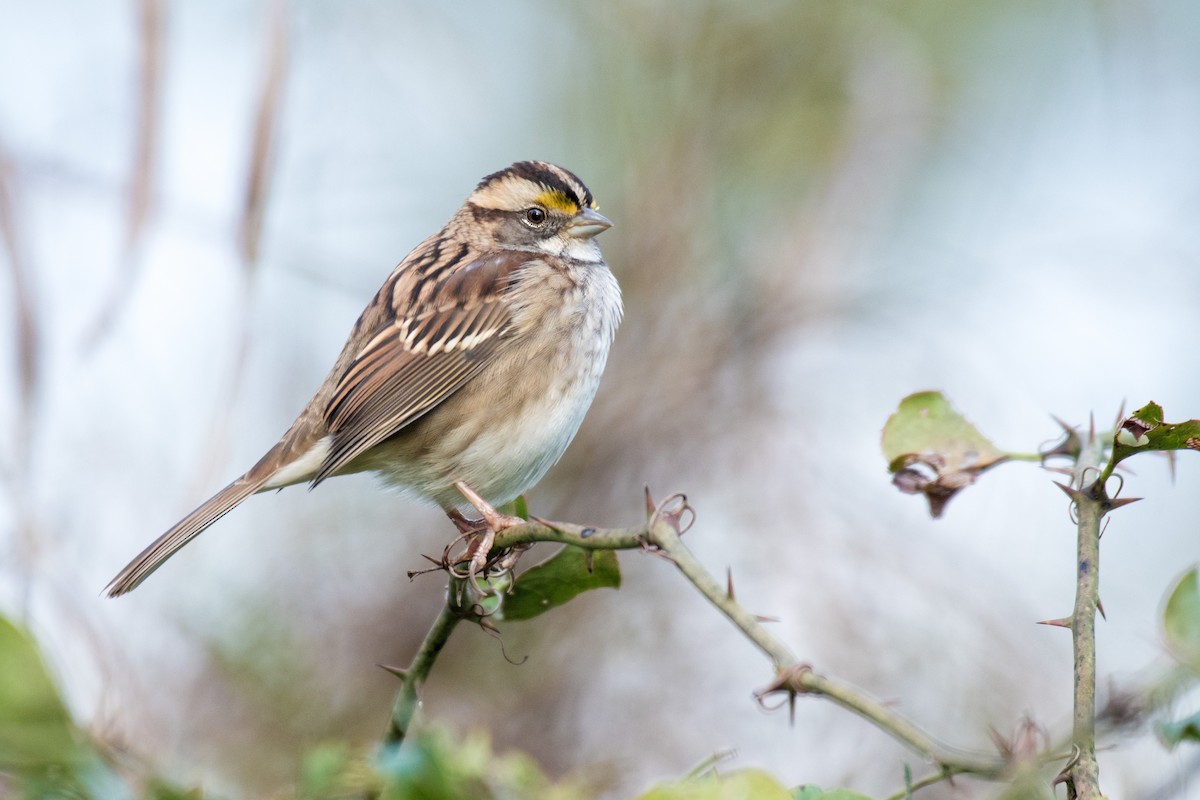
[105,475,265,597]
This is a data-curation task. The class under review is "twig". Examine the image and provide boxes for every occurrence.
[82,0,163,345]
[491,494,1009,780]
[382,595,463,745]
[641,504,1007,780]
[493,518,649,552]
[1068,481,1105,798]
[883,766,963,800]
[0,144,40,615]
[239,0,288,266]
[185,2,287,498]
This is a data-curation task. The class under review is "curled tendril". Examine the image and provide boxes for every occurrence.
[1051,743,1082,789]
[1107,472,1125,501]
[1079,466,1102,491]
[651,492,697,536]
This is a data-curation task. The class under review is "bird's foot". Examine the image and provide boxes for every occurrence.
[448,482,527,595]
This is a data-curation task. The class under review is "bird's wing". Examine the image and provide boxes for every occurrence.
[105,250,533,597]
[311,249,532,484]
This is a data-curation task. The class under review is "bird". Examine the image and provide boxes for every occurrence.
[105,161,622,596]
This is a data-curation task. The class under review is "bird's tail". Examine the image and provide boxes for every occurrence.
[104,474,267,597]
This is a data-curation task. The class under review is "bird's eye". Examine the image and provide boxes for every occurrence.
[524,207,547,226]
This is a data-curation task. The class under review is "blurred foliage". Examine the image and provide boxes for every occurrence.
[1163,567,1200,671]
[0,616,85,772]
[0,612,839,800]
[0,616,140,799]
[1157,567,1200,749]
[308,727,598,800]
[790,788,873,800]
[635,769,797,800]
[0,609,596,799]
[1156,711,1200,750]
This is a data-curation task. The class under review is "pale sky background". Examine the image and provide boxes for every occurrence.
[2,2,1200,798]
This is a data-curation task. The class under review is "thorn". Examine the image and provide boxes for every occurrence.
[1106,496,1142,511]
[1088,412,1096,446]
[1037,616,1074,629]
[1053,481,1082,501]
[1167,450,1178,484]
[644,486,655,519]
[754,614,781,623]
[378,664,409,680]
[1051,414,1076,435]
[1042,416,1084,458]
[408,554,448,580]
[1097,597,1106,620]
[1045,466,1074,476]
[726,567,735,601]
[987,725,1006,756]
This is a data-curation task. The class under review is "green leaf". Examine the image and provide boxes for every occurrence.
[502,546,620,621]
[1164,567,1200,670]
[498,496,529,521]
[791,788,873,800]
[1157,710,1200,749]
[1111,402,1200,466]
[881,391,1009,517]
[0,615,87,772]
[638,769,796,800]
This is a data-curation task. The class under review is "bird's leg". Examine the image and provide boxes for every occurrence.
[451,481,526,589]
[453,481,526,532]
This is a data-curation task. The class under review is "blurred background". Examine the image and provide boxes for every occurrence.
[2,1,1200,797]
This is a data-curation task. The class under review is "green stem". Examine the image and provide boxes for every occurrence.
[493,518,648,551]
[1070,487,1105,798]
[383,597,463,745]
[883,767,963,800]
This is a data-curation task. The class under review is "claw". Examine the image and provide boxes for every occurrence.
[466,525,496,593]
[446,508,482,535]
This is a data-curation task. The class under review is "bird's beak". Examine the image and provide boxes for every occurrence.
[566,207,613,239]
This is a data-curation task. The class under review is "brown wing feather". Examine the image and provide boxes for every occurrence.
[310,250,530,484]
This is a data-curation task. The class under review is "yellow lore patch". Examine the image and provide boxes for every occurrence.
[532,189,582,214]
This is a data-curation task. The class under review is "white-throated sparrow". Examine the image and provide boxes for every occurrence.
[106,161,621,596]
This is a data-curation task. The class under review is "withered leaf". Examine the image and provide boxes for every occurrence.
[882,391,1010,518]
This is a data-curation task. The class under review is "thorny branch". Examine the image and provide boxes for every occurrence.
[1050,417,1122,800]
[383,490,1012,786]
[382,599,462,746]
